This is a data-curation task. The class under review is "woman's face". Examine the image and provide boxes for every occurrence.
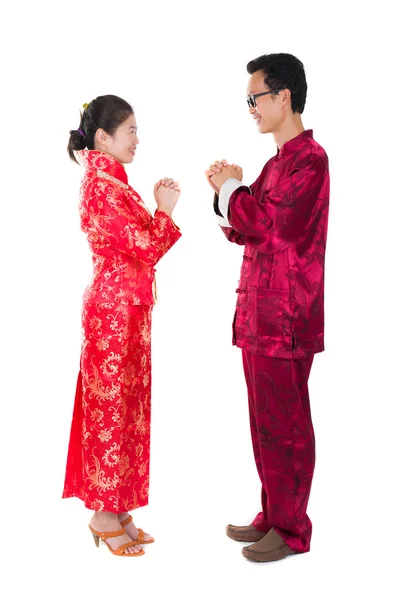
[95,113,139,164]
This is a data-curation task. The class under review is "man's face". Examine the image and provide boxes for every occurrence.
[246,71,286,134]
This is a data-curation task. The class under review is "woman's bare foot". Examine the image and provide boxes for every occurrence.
[90,511,144,555]
[118,512,154,543]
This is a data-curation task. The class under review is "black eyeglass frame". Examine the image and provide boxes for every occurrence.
[246,88,286,108]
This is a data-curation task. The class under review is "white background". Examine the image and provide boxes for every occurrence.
[1,0,399,598]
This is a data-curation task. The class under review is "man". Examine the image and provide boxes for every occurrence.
[205,53,330,562]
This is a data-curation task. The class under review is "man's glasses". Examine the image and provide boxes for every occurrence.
[246,89,285,108]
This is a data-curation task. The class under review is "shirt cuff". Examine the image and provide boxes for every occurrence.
[216,215,231,227]
[218,178,245,224]
[213,192,223,217]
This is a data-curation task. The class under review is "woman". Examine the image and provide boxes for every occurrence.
[63,95,182,556]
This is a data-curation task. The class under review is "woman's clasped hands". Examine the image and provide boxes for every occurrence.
[154,177,181,217]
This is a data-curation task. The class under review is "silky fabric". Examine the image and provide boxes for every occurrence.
[217,130,330,359]
[62,150,181,512]
[63,304,153,512]
[242,349,315,553]
[74,150,181,305]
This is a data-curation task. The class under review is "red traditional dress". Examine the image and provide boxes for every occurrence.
[62,150,181,513]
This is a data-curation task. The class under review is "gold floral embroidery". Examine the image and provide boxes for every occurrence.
[90,316,102,330]
[85,452,120,493]
[63,150,181,512]
[97,169,153,216]
[133,399,148,436]
[103,442,120,467]
[96,338,109,351]
[97,169,129,190]
[84,360,121,404]
[92,499,105,511]
[135,443,143,458]
[100,352,122,377]
[90,408,104,423]
[98,429,113,443]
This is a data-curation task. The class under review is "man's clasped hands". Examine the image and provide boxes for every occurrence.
[205,160,243,194]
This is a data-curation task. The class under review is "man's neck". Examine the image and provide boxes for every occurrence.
[273,114,305,150]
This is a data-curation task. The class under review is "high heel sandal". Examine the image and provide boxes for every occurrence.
[89,524,145,556]
[120,515,155,544]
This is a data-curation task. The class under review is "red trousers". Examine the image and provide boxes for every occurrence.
[242,350,315,553]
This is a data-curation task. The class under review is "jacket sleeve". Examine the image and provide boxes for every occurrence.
[220,153,327,254]
[85,177,182,267]
[213,192,245,246]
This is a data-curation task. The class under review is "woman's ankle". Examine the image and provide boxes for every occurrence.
[93,511,119,525]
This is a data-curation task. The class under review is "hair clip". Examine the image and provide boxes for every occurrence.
[82,102,90,110]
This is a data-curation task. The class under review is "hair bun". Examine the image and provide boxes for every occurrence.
[69,129,87,152]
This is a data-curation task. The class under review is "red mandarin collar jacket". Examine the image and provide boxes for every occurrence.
[215,130,330,358]
[77,150,181,305]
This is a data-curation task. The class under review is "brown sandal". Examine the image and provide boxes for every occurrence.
[120,515,155,544]
[89,524,145,556]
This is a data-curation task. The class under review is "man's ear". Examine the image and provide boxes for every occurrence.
[281,88,292,107]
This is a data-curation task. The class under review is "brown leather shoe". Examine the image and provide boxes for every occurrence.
[242,528,296,562]
[226,523,266,543]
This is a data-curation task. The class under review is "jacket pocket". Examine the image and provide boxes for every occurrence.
[248,285,284,338]
[234,288,250,335]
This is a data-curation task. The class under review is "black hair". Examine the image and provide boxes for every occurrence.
[67,94,134,164]
[246,53,307,114]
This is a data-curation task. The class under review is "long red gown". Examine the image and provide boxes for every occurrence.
[62,150,181,513]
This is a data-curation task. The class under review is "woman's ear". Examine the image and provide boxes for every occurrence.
[95,128,109,145]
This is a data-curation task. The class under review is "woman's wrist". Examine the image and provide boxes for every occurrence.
[156,205,173,217]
